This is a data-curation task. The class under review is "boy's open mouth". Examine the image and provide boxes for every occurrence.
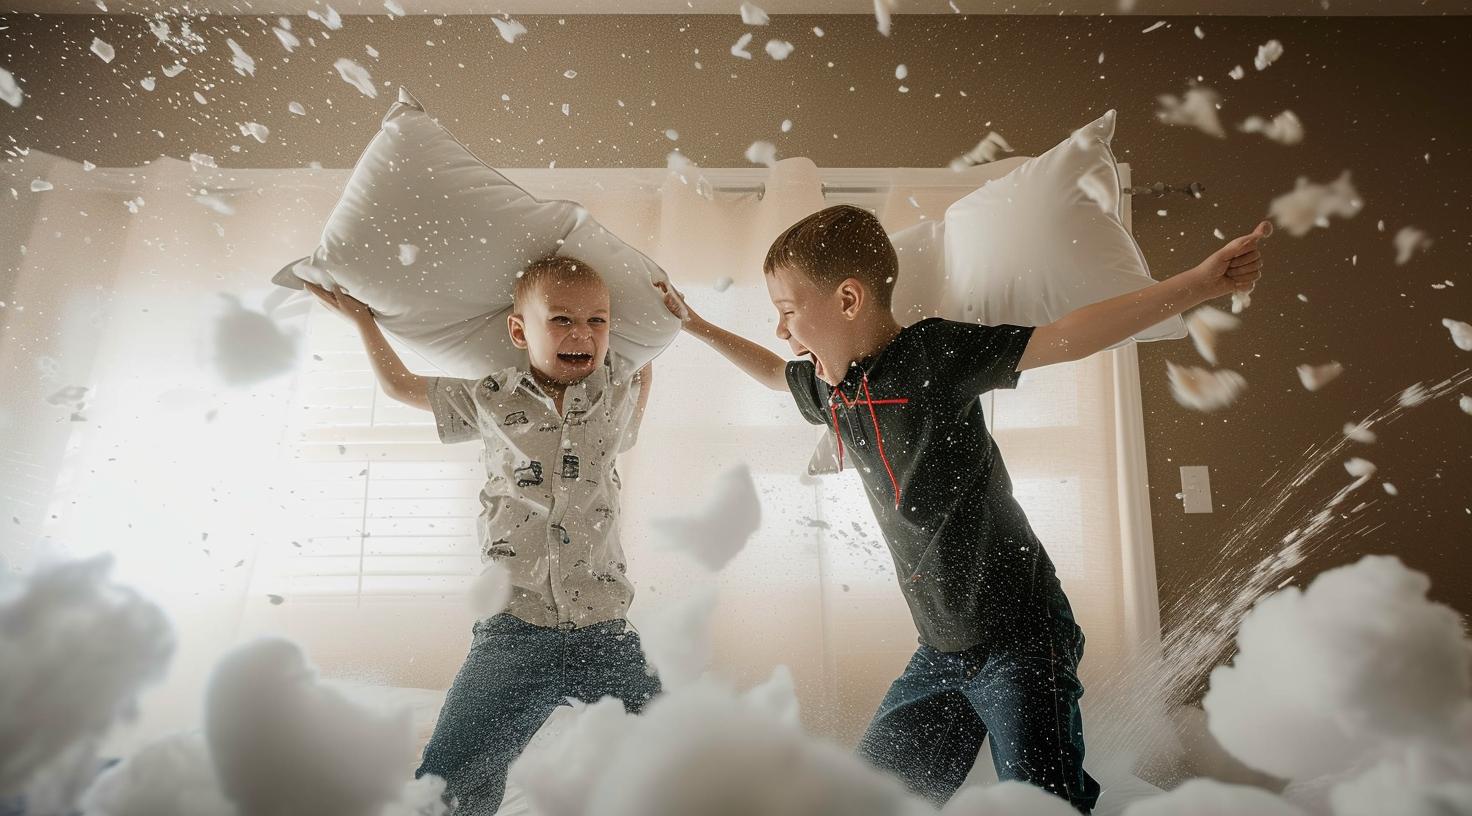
[557,352,594,364]
[803,350,826,379]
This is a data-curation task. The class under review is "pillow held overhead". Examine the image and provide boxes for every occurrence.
[273,88,682,377]
[809,111,1183,475]
[941,109,1186,344]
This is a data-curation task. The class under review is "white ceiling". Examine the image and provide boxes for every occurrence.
[4,0,1468,14]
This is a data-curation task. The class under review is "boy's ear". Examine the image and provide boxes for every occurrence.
[507,313,529,350]
[838,278,865,319]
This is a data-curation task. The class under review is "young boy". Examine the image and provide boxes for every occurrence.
[307,255,662,813]
[661,205,1269,813]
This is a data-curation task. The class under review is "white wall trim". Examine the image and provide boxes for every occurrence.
[1113,163,1163,655]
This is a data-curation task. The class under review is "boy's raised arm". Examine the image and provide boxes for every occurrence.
[304,282,433,410]
[657,282,788,391]
[1020,220,1271,371]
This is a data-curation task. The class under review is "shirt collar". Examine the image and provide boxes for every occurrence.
[511,357,611,412]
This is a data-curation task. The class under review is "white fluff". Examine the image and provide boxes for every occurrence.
[637,588,719,689]
[468,560,511,620]
[213,295,298,386]
[1168,362,1247,412]
[397,243,418,266]
[1344,457,1376,478]
[1268,171,1362,237]
[731,32,754,60]
[273,26,300,52]
[739,1,769,24]
[511,667,867,816]
[238,122,269,144]
[745,140,777,167]
[874,0,897,36]
[1342,421,1377,444]
[1156,86,1225,139]
[765,40,795,60]
[493,16,527,44]
[650,463,762,572]
[942,780,1079,815]
[334,58,377,99]
[204,638,415,816]
[1329,756,1472,816]
[1,65,22,107]
[308,4,343,30]
[949,131,1014,171]
[194,194,236,216]
[1238,110,1305,145]
[1254,39,1284,70]
[591,681,921,816]
[1460,395,1472,415]
[379,775,451,816]
[0,556,175,811]
[1123,778,1308,816]
[1186,306,1240,366]
[90,37,115,63]
[226,39,255,77]
[77,731,235,816]
[1203,556,1472,781]
[1297,361,1343,392]
[1442,318,1472,351]
[1400,383,1430,407]
[509,697,638,816]
[1395,226,1433,265]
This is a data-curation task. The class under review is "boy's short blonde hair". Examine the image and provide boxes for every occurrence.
[763,205,899,308]
[513,255,603,311]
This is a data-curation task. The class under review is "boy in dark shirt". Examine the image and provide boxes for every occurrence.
[658,205,1269,812]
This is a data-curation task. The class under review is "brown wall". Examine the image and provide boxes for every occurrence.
[3,12,1470,668]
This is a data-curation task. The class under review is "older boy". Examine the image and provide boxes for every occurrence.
[308,255,661,814]
[661,205,1269,812]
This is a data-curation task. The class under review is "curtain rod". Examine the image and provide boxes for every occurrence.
[712,180,1206,200]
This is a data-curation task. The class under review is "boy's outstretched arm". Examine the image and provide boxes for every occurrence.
[1019,220,1272,371]
[656,282,788,391]
[304,282,432,410]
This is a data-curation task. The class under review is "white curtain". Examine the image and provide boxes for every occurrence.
[0,151,1159,755]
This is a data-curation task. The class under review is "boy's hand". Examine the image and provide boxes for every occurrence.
[654,280,699,327]
[304,281,375,326]
[1187,220,1272,300]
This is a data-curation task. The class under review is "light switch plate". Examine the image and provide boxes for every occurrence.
[1180,465,1214,514]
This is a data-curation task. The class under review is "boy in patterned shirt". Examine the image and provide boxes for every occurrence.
[307,255,660,813]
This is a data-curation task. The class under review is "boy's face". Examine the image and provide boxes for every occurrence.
[765,265,856,386]
[508,276,611,386]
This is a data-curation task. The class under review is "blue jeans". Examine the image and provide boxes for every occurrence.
[857,600,1100,813]
[415,613,661,813]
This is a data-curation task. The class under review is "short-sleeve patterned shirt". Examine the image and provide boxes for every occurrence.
[428,354,643,628]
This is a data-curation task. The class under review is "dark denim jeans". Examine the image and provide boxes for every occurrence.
[415,613,661,813]
[856,600,1101,813]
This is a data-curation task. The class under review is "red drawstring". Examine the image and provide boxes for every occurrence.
[827,397,846,472]
[860,376,903,510]
[827,374,905,510]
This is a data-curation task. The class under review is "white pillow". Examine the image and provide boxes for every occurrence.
[807,113,1181,475]
[942,109,1186,342]
[273,88,681,377]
